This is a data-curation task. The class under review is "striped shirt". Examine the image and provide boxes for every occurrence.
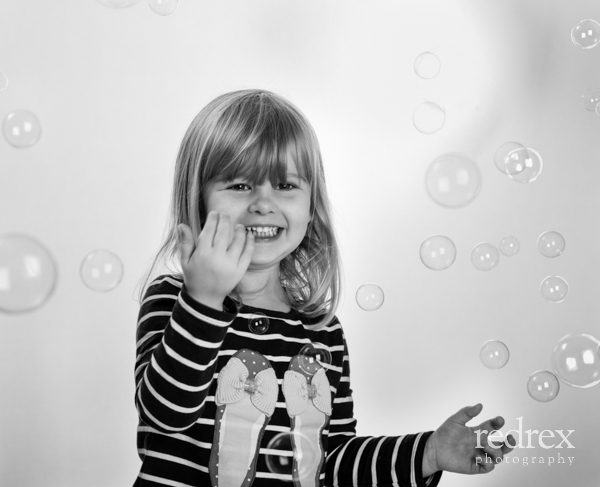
[134,275,443,487]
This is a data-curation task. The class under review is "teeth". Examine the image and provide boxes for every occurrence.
[245,226,280,237]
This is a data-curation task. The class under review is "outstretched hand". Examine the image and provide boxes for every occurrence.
[422,403,514,477]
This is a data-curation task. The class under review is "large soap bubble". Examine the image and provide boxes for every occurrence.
[571,19,600,49]
[414,52,441,79]
[505,147,543,183]
[80,250,124,292]
[537,231,565,258]
[499,236,519,257]
[3,110,42,148]
[425,153,482,208]
[355,284,384,311]
[480,340,510,369]
[265,431,318,481]
[471,243,500,271]
[420,235,456,270]
[551,334,600,388]
[540,276,569,303]
[413,102,446,134]
[0,234,58,313]
[527,370,560,402]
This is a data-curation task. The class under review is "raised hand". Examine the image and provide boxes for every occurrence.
[178,211,254,310]
[422,403,514,477]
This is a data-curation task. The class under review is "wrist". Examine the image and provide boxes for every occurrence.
[187,289,226,311]
[422,433,439,478]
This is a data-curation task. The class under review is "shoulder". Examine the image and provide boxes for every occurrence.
[144,273,183,298]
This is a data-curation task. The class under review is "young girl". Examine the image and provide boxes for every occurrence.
[133,89,513,487]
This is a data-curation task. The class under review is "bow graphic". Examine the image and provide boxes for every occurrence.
[283,368,332,417]
[215,357,278,417]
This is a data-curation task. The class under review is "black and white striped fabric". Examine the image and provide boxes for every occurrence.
[133,275,442,487]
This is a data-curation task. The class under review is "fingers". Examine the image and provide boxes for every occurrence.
[213,213,232,249]
[199,211,219,250]
[228,224,253,258]
[477,416,505,434]
[453,403,483,425]
[177,223,193,264]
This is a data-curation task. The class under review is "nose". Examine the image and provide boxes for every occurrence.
[248,184,277,214]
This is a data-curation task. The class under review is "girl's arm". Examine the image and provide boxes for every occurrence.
[134,275,237,433]
[324,333,443,487]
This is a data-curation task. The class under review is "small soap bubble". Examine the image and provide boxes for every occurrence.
[527,370,560,402]
[247,312,270,335]
[3,110,42,148]
[413,101,446,134]
[80,250,124,292]
[480,340,510,369]
[265,431,317,480]
[499,236,520,257]
[425,153,482,207]
[414,52,441,79]
[540,276,569,303]
[0,71,8,92]
[0,234,58,313]
[298,343,332,376]
[355,284,384,311]
[551,334,600,388]
[149,0,178,15]
[505,147,543,183]
[493,141,526,174]
[471,243,500,271]
[420,235,456,271]
[581,88,600,111]
[96,0,141,7]
[537,231,565,258]
[571,19,600,49]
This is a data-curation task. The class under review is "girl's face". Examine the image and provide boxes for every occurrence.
[203,159,312,272]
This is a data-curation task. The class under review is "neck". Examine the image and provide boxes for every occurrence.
[235,268,291,312]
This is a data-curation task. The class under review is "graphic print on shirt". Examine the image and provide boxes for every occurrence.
[210,349,278,487]
[282,349,332,487]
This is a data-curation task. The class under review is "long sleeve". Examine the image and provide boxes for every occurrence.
[324,333,443,487]
[134,275,238,433]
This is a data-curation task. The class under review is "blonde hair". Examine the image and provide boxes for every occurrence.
[136,89,342,328]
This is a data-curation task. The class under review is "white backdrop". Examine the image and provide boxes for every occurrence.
[1,0,599,486]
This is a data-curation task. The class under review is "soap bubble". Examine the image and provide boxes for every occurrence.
[527,371,560,402]
[551,334,600,388]
[471,243,500,271]
[3,110,42,148]
[425,153,482,207]
[480,340,510,369]
[356,284,384,311]
[414,52,441,79]
[505,147,543,183]
[493,141,526,174]
[596,104,600,116]
[499,236,520,257]
[582,88,600,111]
[413,101,446,134]
[0,71,8,92]
[420,235,456,270]
[0,234,58,313]
[571,19,600,49]
[265,431,318,481]
[247,312,270,335]
[149,0,178,15]
[540,276,569,303]
[537,231,565,258]
[96,0,141,7]
[80,250,123,292]
[298,343,332,376]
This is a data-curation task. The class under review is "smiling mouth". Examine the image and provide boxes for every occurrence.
[245,226,282,238]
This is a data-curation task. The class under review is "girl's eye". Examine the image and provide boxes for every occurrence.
[228,183,250,191]
[278,182,297,191]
